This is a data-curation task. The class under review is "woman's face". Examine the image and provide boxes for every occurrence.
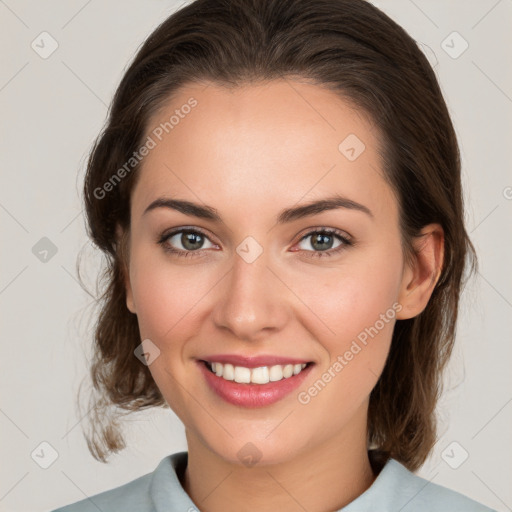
[124,79,418,465]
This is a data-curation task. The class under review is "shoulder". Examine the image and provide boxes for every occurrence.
[48,454,177,512]
[392,460,496,511]
[49,473,152,512]
[343,458,497,512]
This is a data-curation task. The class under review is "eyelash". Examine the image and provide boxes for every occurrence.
[157,226,353,260]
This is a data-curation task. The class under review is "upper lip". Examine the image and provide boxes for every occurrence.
[198,354,313,368]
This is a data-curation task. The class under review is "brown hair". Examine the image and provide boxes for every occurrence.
[79,0,476,471]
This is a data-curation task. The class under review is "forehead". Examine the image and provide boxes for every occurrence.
[131,79,396,222]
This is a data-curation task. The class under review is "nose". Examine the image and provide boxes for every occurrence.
[211,250,290,342]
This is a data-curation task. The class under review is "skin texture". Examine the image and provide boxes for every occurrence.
[121,79,444,512]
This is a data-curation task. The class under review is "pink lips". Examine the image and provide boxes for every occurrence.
[197,359,314,408]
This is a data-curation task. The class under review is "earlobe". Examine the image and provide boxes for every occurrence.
[125,275,136,314]
[396,223,444,320]
[116,224,137,314]
[126,290,136,314]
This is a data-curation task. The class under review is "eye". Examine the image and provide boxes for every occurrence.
[294,228,353,258]
[158,226,353,259]
[158,227,217,258]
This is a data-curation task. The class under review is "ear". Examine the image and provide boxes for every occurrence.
[116,224,137,314]
[396,223,444,320]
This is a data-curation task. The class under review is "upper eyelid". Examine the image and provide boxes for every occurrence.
[298,226,351,239]
[161,226,215,243]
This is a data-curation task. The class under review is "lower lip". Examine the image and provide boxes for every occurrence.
[197,360,314,408]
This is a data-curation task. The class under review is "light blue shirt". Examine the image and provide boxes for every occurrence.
[50,451,497,511]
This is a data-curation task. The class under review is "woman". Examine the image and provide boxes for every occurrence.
[51,0,496,510]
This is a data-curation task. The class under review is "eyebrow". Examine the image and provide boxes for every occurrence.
[143,194,373,223]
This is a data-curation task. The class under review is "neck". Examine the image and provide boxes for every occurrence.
[180,413,376,512]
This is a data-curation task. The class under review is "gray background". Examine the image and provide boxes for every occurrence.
[1,0,511,510]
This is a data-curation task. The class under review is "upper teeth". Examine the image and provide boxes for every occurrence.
[210,362,307,384]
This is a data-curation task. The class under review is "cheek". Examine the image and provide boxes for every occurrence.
[128,245,217,342]
[127,251,208,413]
[298,255,402,343]
[293,245,403,387]
[293,264,402,424]
[131,267,192,340]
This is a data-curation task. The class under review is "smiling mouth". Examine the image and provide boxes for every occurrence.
[200,360,314,385]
